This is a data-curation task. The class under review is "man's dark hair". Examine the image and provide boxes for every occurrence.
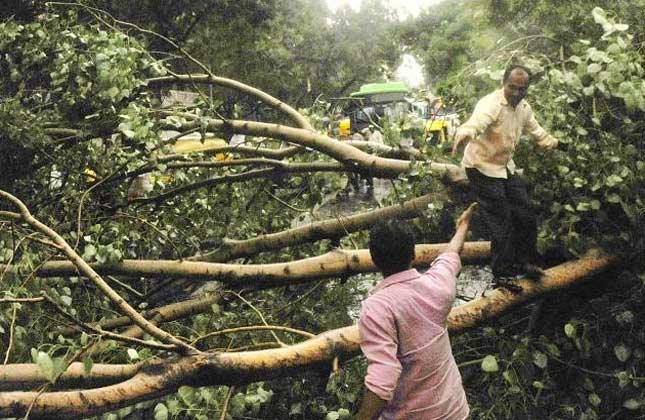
[503,64,532,84]
[369,219,416,273]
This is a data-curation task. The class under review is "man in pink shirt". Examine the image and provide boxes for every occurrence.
[356,204,476,420]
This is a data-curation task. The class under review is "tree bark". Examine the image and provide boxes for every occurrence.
[9,242,491,286]
[0,362,139,391]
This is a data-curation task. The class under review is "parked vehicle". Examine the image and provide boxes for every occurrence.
[344,82,410,134]
[414,97,460,145]
[337,82,459,146]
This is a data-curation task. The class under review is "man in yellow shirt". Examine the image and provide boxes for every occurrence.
[452,65,558,281]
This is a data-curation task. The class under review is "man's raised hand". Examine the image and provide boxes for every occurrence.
[456,202,477,229]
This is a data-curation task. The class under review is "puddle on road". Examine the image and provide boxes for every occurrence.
[347,265,493,322]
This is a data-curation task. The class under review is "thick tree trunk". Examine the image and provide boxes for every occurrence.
[0,251,616,418]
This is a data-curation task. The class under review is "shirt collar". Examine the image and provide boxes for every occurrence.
[496,88,526,108]
[371,268,421,295]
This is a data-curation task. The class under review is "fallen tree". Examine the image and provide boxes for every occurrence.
[1,7,641,420]
[0,251,617,418]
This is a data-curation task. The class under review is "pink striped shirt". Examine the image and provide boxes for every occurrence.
[359,252,469,420]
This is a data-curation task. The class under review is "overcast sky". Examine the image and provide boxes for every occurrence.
[326,0,444,19]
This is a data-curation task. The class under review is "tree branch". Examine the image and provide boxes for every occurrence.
[173,116,464,179]
[0,190,198,355]
[195,192,452,262]
[60,293,223,337]
[3,242,491,287]
[149,74,314,131]
[0,251,617,417]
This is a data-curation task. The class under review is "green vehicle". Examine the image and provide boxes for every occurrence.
[340,81,411,136]
[339,81,459,145]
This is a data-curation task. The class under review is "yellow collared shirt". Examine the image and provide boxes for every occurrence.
[458,89,558,178]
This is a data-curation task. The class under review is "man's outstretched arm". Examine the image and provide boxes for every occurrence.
[451,96,498,157]
[445,203,477,255]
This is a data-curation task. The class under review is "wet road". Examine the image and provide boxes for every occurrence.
[309,177,492,311]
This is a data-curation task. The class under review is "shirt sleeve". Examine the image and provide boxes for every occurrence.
[456,95,499,140]
[426,251,461,301]
[523,105,558,149]
[358,298,402,402]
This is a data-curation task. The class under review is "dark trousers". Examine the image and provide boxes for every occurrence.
[466,168,538,276]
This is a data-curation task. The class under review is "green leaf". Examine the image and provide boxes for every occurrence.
[582,86,595,96]
[503,370,517,385]
[545,343,561,357]
[83,356,93,375]
[587,63,602,74]
[564,323,577,338]
[576,202,590,211]
[127,348,140,360]
[154,403,168,420]
[52,357,67,380]
[557,165,570,175]
[82,244,97,260]
[106,86,120,99]
[614,344,631,362]
[178,386,196,406]
[481,355,499,373]
[615,310,634,325]
[337,408,351,419]
[605,174,623,187]
[533,351,548,369]
[289,402,302,416]
[617,371,630,388]
[60,295,72,306]
[36,351,54,382]
[589,393,601,407]
[623,399,642,410]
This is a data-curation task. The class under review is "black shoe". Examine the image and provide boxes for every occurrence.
[493,276,523,294]
[492,264,517,278]
[516,263,544,281]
